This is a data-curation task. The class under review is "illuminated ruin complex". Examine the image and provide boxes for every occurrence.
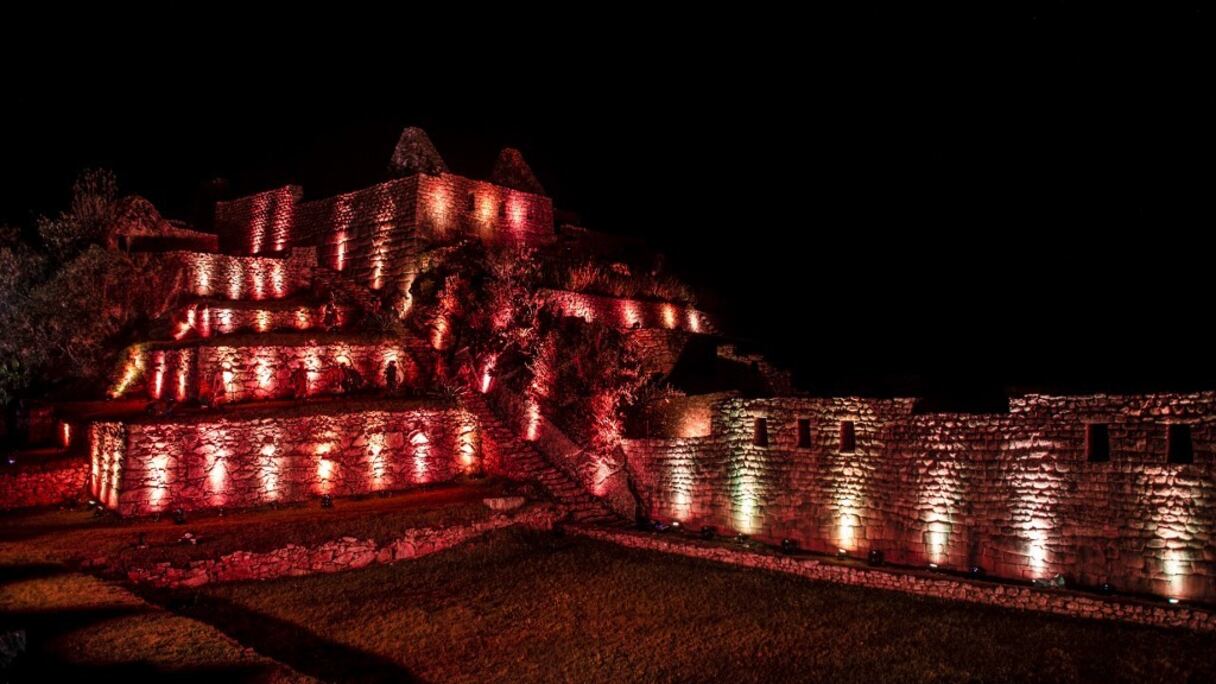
[4,127,1214,609]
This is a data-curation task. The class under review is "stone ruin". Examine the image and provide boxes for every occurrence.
[3,127,1214,609]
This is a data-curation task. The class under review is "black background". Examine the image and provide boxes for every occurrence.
[3,6,1211,407]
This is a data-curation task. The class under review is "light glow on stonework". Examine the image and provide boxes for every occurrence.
[622,300,642,329]
[525,400,542,441]
[256,356,275,393]
[507,193,526,229]
[60,422,71,449]
[260,444,279,501]
[411,430,431,483]
[837,496,858,551]
[195,261,211,295]
[270,259,287,298]
[926,520,950,564]
[149,453,170,511]
[669,457,693,521]
[176,349,192,401]
[1164,548,1187,598]
[335,230,347,271]
[1025,519,1050,578]
[111,348,146,398]
[208,447,228,506]
[687,310,702,333]
[152,352,167,400]
[368,433,387,489]
[661,303,678,329]
[429,183,452,232]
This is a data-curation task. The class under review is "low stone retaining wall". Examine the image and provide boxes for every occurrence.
[571,526,1216,633]
[126,504,560,588]
[0,456,86,511]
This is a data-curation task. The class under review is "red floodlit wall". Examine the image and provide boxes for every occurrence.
[295,177,425,311]
[211,174,555,317]
[0,456,88,510]
[171,301,356,340]
[119,339,423,404]
[179,249,315,301]
[626,330,693,378]
[215,186,303,254]
[539,289,712,334]
[414,173,554,246]
[89,405,482,515]
[623,393,1216,603]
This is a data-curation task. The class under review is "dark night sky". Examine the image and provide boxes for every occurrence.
[3,7,1211,407]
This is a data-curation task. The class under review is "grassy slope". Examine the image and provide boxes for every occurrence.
[175,529,1216,683]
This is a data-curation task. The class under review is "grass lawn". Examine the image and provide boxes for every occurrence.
[0,479,512,570]
[157,528,1216,683]
[0,565,311,681]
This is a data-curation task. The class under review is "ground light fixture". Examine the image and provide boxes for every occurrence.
[321,494,334,508]
[867,550,884,566]
[780,538,798,554]
[699,526,716,540]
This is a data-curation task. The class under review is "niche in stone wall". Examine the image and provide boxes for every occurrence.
[839,421,856,452]
[797,419,812,448]
[1168,424,1193,464]
[1086,423,1110,462]
[753,418,769,447]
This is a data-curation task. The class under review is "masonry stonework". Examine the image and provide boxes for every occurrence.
[624,393,1216,602]
[90,404,482,516]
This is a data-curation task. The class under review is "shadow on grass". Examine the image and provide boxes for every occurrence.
[150,590,418,683]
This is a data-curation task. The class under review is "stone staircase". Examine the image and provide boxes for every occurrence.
[462,392,625,526]
[313,266,385,317]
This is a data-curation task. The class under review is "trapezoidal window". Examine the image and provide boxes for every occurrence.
[839,421,856,452]
[797,419,812,448]
[1168,424,1193,464]
[752,418,769,447]
[1086,424,1110,462]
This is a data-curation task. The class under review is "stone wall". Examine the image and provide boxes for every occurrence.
[626,329,693,378]
[0,456,87,510]
[177,248,315,301]
[214,186,303,254]
[170,300,357,339]
[211,173,556,318]
[622,392,1216,603]
[89,403,482,515]
[114,337,424,404]
[125,504,560,588]
[539,289,712,334]
[573,527,1216,633]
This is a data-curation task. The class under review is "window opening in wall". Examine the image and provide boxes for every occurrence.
[797,419,812,448]
[753,418,769,447]
[1168,424,1193,464]
[1086,423,1110,462]
[840,421,856,452]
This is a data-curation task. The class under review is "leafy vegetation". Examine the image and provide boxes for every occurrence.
[0,170,184,408]
[559,259,697,305]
